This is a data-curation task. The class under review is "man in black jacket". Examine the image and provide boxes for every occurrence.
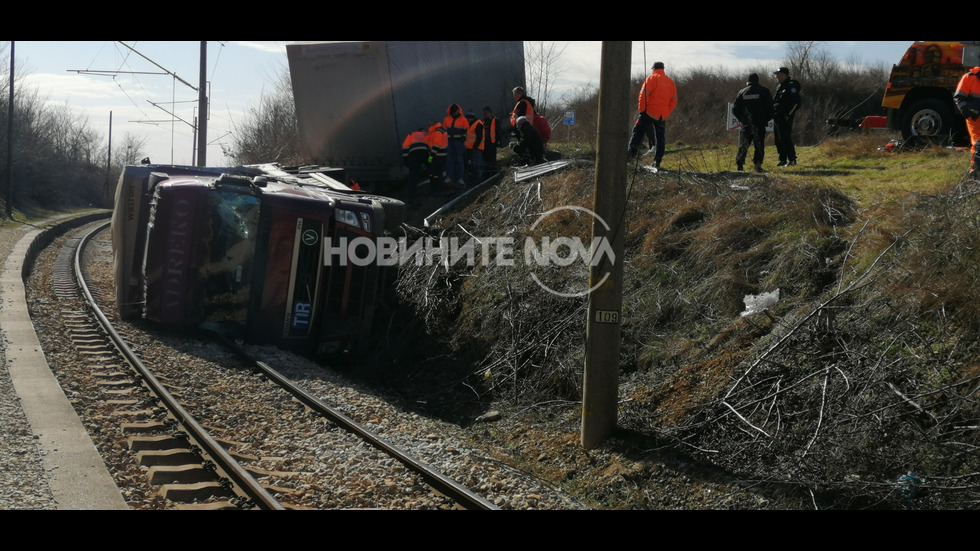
[733,73,774,172]
[772,67,802,166]
[511,116,545,166]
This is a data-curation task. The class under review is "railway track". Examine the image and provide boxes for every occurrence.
[31,220,502,510]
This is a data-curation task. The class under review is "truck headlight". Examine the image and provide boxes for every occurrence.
[336,209,360,227]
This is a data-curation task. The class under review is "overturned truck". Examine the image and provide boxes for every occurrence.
[111,162,405,357]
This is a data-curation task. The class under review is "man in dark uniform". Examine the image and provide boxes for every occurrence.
[772,67,802,166]
[732,73,774,172]
[511,116,545,166]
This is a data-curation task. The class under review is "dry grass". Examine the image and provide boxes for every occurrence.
[373,133,980,508]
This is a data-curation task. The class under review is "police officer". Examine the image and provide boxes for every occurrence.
[732,73,774,172]
[772,67,802,166]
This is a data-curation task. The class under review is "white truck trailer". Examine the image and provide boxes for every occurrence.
[286,41,525,185]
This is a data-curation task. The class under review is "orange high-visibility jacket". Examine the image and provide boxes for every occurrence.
[637,69,678,120]
[443,104,469,141]
[402,130,428,158]
[426,123,448,157]
[465,119,485,150]
[510,97,534,127]
[954,67,980,146]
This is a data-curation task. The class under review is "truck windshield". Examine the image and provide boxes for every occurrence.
[200,189,261,326]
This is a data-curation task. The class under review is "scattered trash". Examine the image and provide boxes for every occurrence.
[740,289,780,317]
[475,410,502,423]
[879,139,902,152]
[730,184,750,191]
[895,472,922,499]
[642,165,659,173]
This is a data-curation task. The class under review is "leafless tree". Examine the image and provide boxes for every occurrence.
[785,41,827,82]
[227,70,301,165]
[524,41,570,117]
[114,133,149,166]
[0,47,110,210]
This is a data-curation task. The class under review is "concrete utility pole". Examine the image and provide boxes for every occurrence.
[7,41,14,219]
[581,41,631,449]
[197,41,207,167]
[105,111,112,201]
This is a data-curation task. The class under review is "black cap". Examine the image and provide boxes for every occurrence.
[747,73,759,84]
[774,67,790,75]
[653,61,665,70]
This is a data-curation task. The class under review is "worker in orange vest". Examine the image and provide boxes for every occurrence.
[443,104,469,187]
[509,86,535,136]
[954,66,980,178]
[425,121,448,185]
[482,106,501,180]
[402,126,430,188]
[464,110,485,185]
[628,61,677,169]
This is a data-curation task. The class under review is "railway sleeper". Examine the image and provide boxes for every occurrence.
[96,379,137,391]
[158,480,237,502]
[121,420,169,434]
[111,408,161,417]
[137,448,202,467]
[128,434,191,451]
[173,500,240,511]
[147,464,222,485]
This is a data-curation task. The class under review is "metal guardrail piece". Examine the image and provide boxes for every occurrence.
[513,159,578,183]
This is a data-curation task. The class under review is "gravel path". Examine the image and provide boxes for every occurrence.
[0,219,58,510]
[2,215,589,510]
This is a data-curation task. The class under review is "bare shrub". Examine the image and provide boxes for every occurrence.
[227,70,302,166]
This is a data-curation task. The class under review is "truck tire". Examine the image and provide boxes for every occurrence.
[901,98,961,147]
[359,195,406,232]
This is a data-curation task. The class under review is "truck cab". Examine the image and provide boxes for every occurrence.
[883,41,980,146]
[111,163,404,357]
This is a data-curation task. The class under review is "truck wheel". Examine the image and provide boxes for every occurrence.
[901,98,958,147]
[359,195,406,232]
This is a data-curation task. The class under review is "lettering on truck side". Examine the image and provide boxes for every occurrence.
[126,182,136,222]
[163,198,192,311]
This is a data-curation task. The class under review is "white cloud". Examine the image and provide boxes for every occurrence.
[231,41,290,55]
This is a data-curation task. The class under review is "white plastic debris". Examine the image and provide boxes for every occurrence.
[740,288,780,317]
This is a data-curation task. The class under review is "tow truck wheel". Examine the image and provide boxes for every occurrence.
[901,98,959,147]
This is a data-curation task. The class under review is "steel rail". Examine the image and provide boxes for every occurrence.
[218,336,500,510]
[74,222,286,510]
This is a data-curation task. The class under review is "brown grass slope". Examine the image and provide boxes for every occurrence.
[368,133,980,509]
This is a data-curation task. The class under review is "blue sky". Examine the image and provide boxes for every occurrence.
[9,41,913,167]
